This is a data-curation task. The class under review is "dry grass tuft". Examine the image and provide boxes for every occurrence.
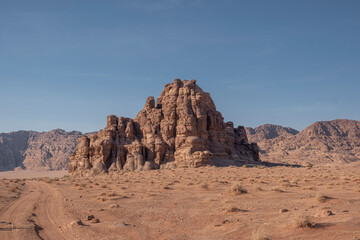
[224,206,243,213]
[271,187,284,193]
[201,184,209,190]
[316,193,329,203]
[295,215,315,228]
[279,208,288,213]
[231,183,248,194]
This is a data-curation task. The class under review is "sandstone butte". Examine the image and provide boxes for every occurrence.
[68,79,259,174]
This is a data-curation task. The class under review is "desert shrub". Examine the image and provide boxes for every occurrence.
[201,184,209,190]
[231,183,248,194]
[296,215,315,228]
[224,206,242,213]
[316,193,329,203]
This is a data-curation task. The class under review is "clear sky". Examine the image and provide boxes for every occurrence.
[1,0,359,133]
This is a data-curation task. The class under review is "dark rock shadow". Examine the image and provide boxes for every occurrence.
[313,222,334,229]
[213,159,303,168]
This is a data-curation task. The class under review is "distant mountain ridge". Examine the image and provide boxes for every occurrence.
[1,119,359,171]
[246,119,360,165]
[0,129,82,171]
[246,124,299,142]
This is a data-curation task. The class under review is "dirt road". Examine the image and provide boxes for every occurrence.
[0,181,74,240]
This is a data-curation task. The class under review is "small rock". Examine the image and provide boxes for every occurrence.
[91,218,100,223]
[87,215,95,221]
[222,219,230,224]
[322,210,334,216]
[279,209,288,213]
[109,204,120,208]
[316,210,335,217]
[71,220,84,226]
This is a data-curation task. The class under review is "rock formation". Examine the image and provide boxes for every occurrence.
[69,79,259,173]
[0,129,82,171]
[246,120,360,165]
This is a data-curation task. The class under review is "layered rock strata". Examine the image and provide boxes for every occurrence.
[69,79,259,173]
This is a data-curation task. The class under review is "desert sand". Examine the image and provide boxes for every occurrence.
[1,164,360,240]
[0,170,67,180]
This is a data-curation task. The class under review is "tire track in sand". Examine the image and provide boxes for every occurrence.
[0,181,75,240]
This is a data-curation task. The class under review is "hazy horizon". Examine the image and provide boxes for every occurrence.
[1,0,359,133]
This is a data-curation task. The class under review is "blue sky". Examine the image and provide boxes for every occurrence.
[1,0,359,133]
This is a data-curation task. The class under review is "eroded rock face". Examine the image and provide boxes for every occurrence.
[0,129,82,171]
[69,79,259,173]
[245,120,360,165]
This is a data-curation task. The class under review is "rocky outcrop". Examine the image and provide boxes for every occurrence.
[246,120,360,165]
[69,79,259,173]
[0,129,82,171]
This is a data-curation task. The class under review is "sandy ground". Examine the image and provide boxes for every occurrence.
[0,170,67,179]
[0,164,360,240]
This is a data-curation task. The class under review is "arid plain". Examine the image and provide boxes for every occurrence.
[1,80,360,240]
[1,163,360,240]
